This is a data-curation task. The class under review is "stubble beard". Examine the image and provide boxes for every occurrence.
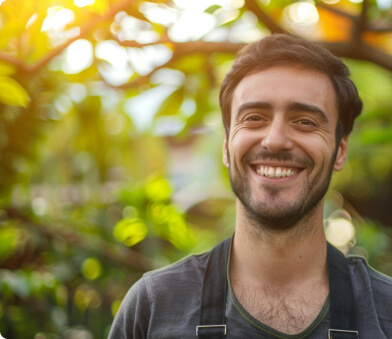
[228,149,337,234]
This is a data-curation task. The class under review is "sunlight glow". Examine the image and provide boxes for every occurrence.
[32,197,48,216]
[288,2,319,25]
[62,39,93,74]
[173,0,233,10]
[377,0,392,9]
[41,7,79,46]
[229,11,264,43]
[115,14,159,43]
[128,44,173,76]
[95,40,134,85]
[69,83,87,103]
[124,85,178,131]
[141,0,248,42]
[140,2,177,26]
[169,11,216,42]
[26,13,38,29]
[41,7,75,32]
[325,218,355,247]
[74,0,95,7]
[96,40,128,68]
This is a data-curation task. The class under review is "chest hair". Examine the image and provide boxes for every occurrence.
[232,281,328,335]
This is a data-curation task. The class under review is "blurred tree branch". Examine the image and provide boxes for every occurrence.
[315,0,392,71]
[244,0,286,33]
[2,207,156,272]
[0,0,391,78]
[0,0,133,74]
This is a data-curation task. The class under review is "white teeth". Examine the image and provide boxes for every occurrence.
[256,166,297,178]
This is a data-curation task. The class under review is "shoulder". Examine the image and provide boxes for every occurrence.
[142,251,210,297]
[346,255,392,325]
[346,255,392,294]
[108,251,212,338]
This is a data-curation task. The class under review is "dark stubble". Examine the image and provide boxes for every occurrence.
[228,147,338,232]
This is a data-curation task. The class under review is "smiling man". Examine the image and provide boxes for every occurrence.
[109,34,392,339]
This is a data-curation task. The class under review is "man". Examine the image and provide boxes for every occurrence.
[109,34,392,338]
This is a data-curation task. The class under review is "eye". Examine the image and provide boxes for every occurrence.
[242,114,268,127]
[294,118,318,131]
[245,115,262,121]
[297,119,315,126]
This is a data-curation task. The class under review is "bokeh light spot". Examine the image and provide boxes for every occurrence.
[111,299,122,317]
[62,39,93,74]
[74,0,95,7]
[113,218,148,247]
[288,2,319,25]
[41,7,75,32]
[145,177,172,202]
[325,218,356,247]
[81,257,102,280]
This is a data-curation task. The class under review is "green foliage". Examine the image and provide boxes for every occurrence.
[0,76,30,107]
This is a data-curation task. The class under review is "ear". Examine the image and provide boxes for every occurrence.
[334,135,348,171]
[223,137,229,168]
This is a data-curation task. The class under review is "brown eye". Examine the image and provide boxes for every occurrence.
[297,119,315,126]
[246,116,261,121]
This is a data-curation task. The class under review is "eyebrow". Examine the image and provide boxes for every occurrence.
[236,101,330,124]
[287,102,329,124]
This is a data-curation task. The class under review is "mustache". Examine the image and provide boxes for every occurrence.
[243,151,314,168]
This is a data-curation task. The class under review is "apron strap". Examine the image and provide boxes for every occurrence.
[196,237,231,338]
[327,242,359,338]
[196,238,359,338]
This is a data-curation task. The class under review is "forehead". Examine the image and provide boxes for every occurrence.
[231,66,338,122]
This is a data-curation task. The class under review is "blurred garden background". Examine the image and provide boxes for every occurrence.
[0,0,392,337]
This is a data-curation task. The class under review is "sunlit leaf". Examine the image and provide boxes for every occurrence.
[204,5,222,14]
[113,218,148,247]
[0,62,15,76]
[0,226,20,261]
[145,176,172,202]
[86,0,110,15]
[81,257,102,280]
[0,76,30,107]
[155,86,185,117]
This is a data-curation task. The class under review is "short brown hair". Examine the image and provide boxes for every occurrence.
[219,34,362,140]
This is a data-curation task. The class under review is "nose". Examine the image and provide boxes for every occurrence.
[260,118,293,152]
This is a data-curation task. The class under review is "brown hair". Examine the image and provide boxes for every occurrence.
[219,34,362,141]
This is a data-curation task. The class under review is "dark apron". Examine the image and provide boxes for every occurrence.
[196,237,359,339]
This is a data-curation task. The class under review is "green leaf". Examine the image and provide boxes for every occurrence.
[0,226,20,261]
[204,5,222,14]
[0,62,16,76]
[86,0,110,15]
[155,86,185,117]
[113,218,148,247]
[0,76,30,107]
[145,176,172,202]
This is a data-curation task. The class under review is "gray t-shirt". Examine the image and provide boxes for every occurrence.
[109,243,392,338]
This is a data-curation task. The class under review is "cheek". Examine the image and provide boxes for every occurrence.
[229,133,258,160]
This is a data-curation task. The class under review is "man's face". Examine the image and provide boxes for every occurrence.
[223,66,348,230]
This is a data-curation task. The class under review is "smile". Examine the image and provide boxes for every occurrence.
[255,165,302,178]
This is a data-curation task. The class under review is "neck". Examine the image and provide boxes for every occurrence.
[230,200,328,288]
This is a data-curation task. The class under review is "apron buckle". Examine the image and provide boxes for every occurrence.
[196,324,227,336]
[328,328,359,338]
